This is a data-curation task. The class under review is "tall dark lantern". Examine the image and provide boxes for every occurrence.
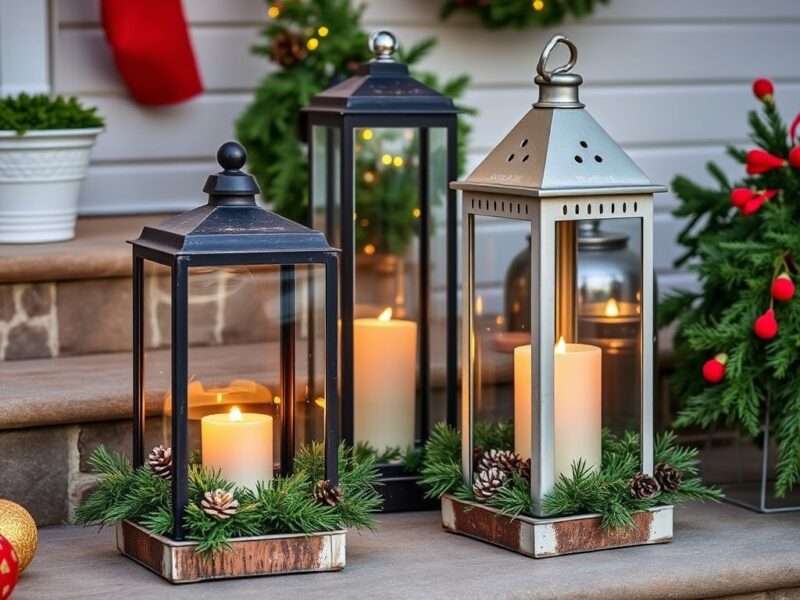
[304,30,458,510]
[129,142,340,540]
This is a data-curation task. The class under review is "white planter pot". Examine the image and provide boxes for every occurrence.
[0,127,102,243]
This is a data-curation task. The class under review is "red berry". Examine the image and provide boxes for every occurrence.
[742,196,765,216]
[702,353,727,384]
[772,273,795,302]
[789,147,800,168]
[746,149,786,175]
[730,188,754,208]
[754,308,778,340]
[752,78,774,101]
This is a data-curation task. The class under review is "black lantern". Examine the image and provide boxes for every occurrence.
[129,142,339,540]
[304,30,458,510]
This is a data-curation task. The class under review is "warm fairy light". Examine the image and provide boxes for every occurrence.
[604,297,620,317]
[532,0,545,11]
[307,38,319,51]
[318,26,329,37]
[393,156,404,167]
[315,397,326,408]
[363,171,376,183]
[362,129,373,140]
[412,207,421,218]
[216,392,223,404]
[378,307,393,321]
[273,396,281,405]
[475,295,484,316]
[555,336,567,354]
[381,154,393,165]
[364,243,376,255]
[267,5,280,18]
[403,129,414,140]
[360,218,370,227]
[496,315,505,326]
[229,406,243,422]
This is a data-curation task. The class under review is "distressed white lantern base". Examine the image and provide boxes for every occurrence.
[116,520,346,583]
[441,495,672,558]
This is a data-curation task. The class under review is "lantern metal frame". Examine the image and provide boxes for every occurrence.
[129,143,340,541]
[445,35,670,556]
[303,31,458,510]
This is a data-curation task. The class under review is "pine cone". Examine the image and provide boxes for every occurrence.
[516,458,531,483]
[473,467,507,500]
[271,32,307,67]
[654,463,683,493]
[478,449,522,475]
[146,445,172,481]
[628,473,660,500]
[201,489,239,520]
[314,480,342,507]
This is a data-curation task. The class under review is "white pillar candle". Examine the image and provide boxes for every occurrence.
[201,407,273,490]
[353,307,417,450]
[514,338,602,479]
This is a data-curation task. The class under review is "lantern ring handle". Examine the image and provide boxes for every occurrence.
[536,35,578,82]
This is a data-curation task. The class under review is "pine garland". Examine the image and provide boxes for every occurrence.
[75,443,381,555]
[419,423,722,529]
[236,0,473,251]
[440,0,610,30]
[662,80,800,497]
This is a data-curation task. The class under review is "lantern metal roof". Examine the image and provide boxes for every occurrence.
[452,36,667,198]
[130,142,334,258]
[304,31,457,115]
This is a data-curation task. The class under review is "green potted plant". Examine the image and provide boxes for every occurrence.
[0,94,104,243]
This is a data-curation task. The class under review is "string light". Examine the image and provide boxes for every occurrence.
[363,171,376,183]
[360,218,370,227]
[307,38,319,51]
[381,154,393,165]
[364,244,376,255]
[532,0,545,11]
[362,129,373,140]
[267,5,280,18]
[393,156,404,167]
[318,26,329,37]
[412,208,421,218]
[403,129,414,140]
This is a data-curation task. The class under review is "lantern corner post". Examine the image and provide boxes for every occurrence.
[418,126,431,442]
[459,194,474,484]
[170,255,190,541]
[445,117,459,428]
[324,253,340,485]
[280,263,297,476]
[132,250,146,468]
[640,197,656,475]
[339,116,356,448]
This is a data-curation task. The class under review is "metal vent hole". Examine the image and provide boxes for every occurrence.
[599,204,604,214]
[622,202,628,213]
[587,204,592,215]
[574,155,583,164]
[574,204,580,215]
[594,155,603,163]
[611,204,616,214]
[579,140,588,148]
[507,153,515,162]
[522,154,529,163]
[562,205,568,215]
[634,201,638,212]
[521,139,529,148]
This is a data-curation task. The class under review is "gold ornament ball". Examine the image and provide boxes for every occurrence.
[0,500,37,572]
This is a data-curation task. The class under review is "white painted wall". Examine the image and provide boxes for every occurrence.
[49,0,800,295]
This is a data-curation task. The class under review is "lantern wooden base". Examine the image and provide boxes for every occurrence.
[116,520,346,583]
[441,494,672,558]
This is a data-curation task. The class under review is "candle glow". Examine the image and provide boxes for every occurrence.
[604,297,620,317]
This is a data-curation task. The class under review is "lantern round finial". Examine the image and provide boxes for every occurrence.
[533,34,584,109]
[369,30,397,62]
[217,141,247,172]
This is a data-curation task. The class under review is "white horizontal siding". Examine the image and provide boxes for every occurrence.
[50,0,800,292]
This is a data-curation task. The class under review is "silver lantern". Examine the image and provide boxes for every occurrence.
[453,35,667,513]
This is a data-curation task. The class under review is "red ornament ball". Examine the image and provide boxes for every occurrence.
[746,149,786,175]
[752,78,774,101]
[0,534,19,600]
[730,188,754,208]
[702,353,727,384]
[754,308,779,340]
[789,147,800,169]
[772,273,796,302]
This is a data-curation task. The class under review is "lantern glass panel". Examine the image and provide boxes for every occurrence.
[143,263,173,453]
[576,218,643,435]
[311,126,341,247]
[350,126,427,456]
[469,213,531,464]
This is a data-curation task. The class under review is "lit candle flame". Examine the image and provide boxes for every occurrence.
[216,392,223,404]
[604,297,620,317]
[378,307,393,321]
[229,406,243,422]
[475,295,484,316]
[555,336,567,354]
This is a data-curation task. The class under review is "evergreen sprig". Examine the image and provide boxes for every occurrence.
[237,0,473,255]
[0,93,104,134]
[418,423,722,529]
[440,0,610,29]
[663,84,800,496]
[75,442,381,556]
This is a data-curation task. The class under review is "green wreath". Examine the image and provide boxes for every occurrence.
[441,0,610,29]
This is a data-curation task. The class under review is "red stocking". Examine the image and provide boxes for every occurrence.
[101,0,203,106]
